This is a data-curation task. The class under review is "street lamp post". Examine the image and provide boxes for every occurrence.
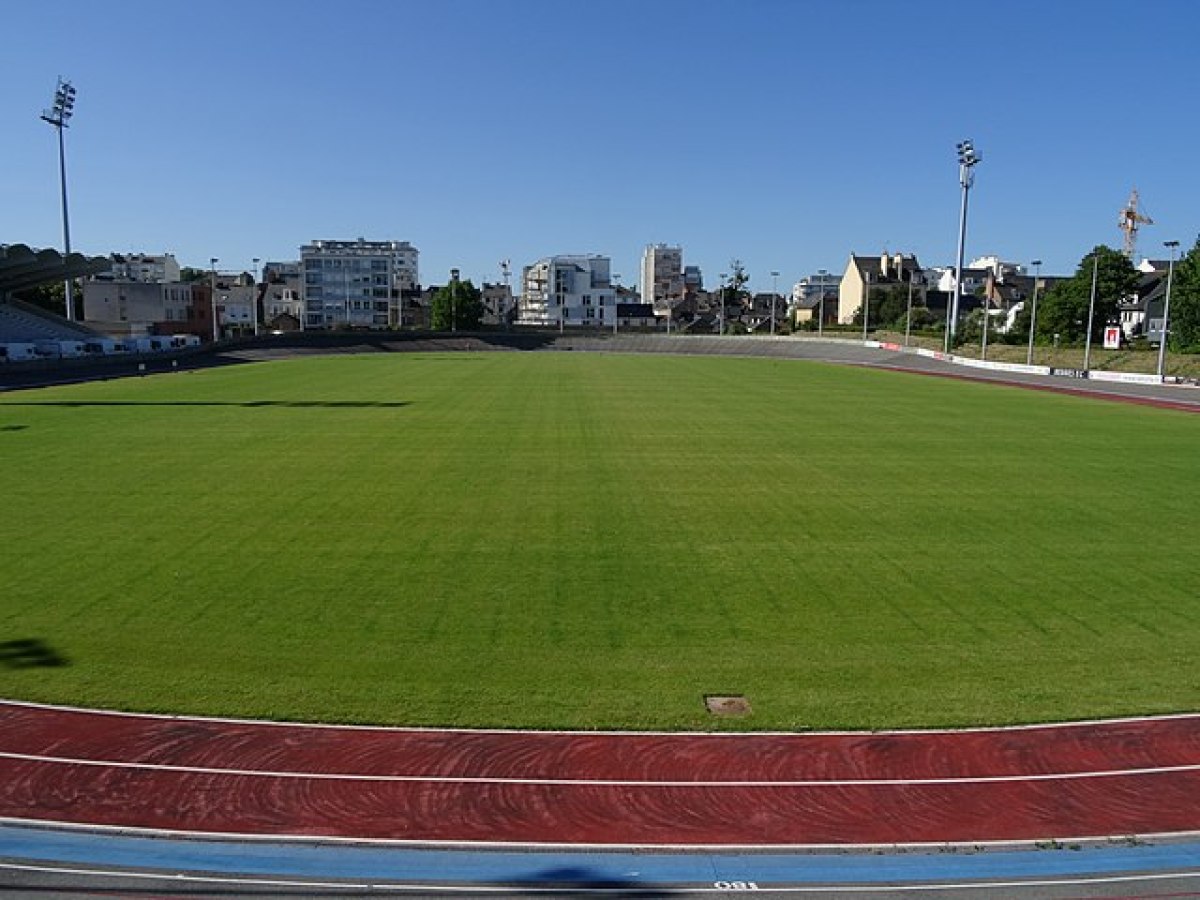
[981,277,991,361]
[251,257,260,335]
[40,78,78,321]
[904,269,919,347]
[770,270,779,335]
[209,258,219,342]
[612,273,621,335]
[862,272,871,342]
[948,139,982,350]
[1083,253,1100,372]
[1026,259,1042,366]
[817,269,827,337]
[1158,240,1180,380]
[718,273,727,335]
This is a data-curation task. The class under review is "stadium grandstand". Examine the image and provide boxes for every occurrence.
[0,243,110,347]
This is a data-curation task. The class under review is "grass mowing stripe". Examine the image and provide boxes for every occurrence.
[1,353,1197,730]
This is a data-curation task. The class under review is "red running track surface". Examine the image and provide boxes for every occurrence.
[2,701,1199,846]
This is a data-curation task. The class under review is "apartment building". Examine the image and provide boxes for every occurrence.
[83,279,209,337]
[300,239,419,328]
[640,244,684,317]
[102,252,181,284]
[519,255,615,327]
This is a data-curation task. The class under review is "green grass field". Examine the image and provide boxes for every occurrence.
[2,352,1198,730]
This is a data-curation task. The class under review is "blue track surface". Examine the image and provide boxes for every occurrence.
[2,825,1199,889]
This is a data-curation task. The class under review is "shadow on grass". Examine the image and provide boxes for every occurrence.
[1,400,411,409]
[1,424,30,431]
[0,638,68,668]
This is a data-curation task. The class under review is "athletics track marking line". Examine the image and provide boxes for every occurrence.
[5,697,1200,735]
[5,750,1200,787]
[3,861,1200,894]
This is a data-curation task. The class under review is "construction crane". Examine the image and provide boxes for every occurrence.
[1118,188,1153,259]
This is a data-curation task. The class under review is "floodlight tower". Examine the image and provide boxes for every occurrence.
[948,139,981,346]
[40,78,78,321]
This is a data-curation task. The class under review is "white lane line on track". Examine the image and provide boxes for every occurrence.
[6,697,1200,736]
[3,861,1200,894]
[4,750,1200,787]
[9,815,1200,852]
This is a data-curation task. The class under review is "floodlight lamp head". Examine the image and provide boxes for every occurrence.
[956,139,980,167]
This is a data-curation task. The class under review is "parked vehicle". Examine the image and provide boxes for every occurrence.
[83,338,128,355]
[2,343,40,363]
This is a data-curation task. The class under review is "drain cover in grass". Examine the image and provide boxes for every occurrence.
[704,694,751,717]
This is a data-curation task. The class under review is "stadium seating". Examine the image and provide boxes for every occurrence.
[0,299,100,343]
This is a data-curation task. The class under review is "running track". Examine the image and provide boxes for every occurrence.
[2,701,1199,846]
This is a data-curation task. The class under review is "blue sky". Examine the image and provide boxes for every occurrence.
[3,0,1197,293]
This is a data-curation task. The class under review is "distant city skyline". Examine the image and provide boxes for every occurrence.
[4,0,1198,294]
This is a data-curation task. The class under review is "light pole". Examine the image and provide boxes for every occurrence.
[251,257,260,335]
[770,271,779,335]
[861,272,871,342]
[948,139,981,349]
[817,269,827,336]
[981,276,991,360]
[1158,240,1180,380]
[209,258,219,342]
[612,273,621,334]
[1083,252,1099,372]
[1026,259,1042,366]
[40,78,78,321]
[718,273,727,335]
[904,269,920,347]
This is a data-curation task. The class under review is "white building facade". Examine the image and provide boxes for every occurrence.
[519,255,615,327]
[105,253,181,284]
[300,239,419,328]
[640,244,684,316]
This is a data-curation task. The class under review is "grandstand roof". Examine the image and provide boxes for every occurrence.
[0,243,112,299]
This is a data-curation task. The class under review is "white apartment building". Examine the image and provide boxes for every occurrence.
[103,252,181,284]
[300,239,419,328]
[640,244,684,316]
[519,255,615,327]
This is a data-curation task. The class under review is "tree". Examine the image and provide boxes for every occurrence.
[13,280,67,317]
[722,259,749,309]
[1034,245,1137,344]
[431,277,484,331]
[179,267,210,283]
[1166,236,1200,351]
[850,286,913,330]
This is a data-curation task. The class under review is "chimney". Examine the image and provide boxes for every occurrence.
[879,253,890,278]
